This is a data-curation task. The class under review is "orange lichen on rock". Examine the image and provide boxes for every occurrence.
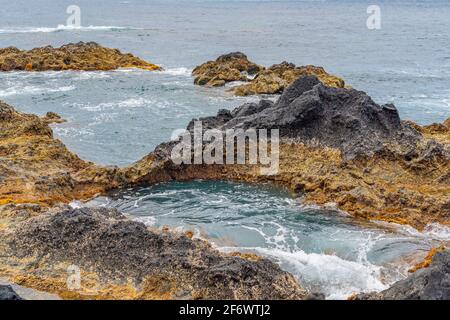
[192,52,263,87]
[0,206,306,300]
[0,101,129,205]
[408,247,446,273]
[233,62,345,96]
[0,42,161,72]
[192,53,345,94]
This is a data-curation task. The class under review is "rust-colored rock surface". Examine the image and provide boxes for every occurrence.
[0,205,305,300]
[131,76,449,230]
[234,62,345,95]
[0,42,161,72]
[0,100,305,300]
[0,74,448,299]
[192,52,263,87]
[0,101,128,206]
[192,53,345,94]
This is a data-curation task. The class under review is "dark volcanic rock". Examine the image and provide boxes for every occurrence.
[191,75,421,159]
[8,207,305,300]
[0,285,22,300]
[355,250,450,300]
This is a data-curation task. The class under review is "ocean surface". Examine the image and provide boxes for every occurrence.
[1,0,449,298]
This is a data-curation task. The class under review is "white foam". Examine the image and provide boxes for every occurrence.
[0,85,75,97]
[158,67,192,77]
[376,222,450,242]
[0,25,133,34]
[69,201,83,209]
[80,98,147,111]
[53,126,94,137]
[132,216,157,227]
[220,246,389,299]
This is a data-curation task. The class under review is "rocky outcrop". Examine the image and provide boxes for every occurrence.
[0,75,448,299]
[192,54,345,94]
[1,205,305,299]
[0,285,22,300]
[192,52,263,87]
[130,76,449,229]
[0,100,130,205]
[219,76,416,159]
[234,62,345,96]
[354,250,450,300]
[0,42,161,72]
[0,99,305,299]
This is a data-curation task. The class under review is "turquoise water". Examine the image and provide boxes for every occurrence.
[1,0,450,298]
[83,181,448,299]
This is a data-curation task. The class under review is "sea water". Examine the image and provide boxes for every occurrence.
[1,0,449,299]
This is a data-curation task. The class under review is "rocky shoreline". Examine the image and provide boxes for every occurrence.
[0,53,449,299]
[0,42,161,72]
[1,205,304,299]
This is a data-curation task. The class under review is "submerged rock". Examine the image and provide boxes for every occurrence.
[0,42,161,72]
[355,250,450,300]
[3,206,305,300]
[0,285,22,300]
[192,52,263,87]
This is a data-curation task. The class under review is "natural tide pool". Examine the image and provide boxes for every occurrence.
[79,180,448,299]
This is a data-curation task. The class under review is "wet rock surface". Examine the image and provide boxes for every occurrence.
[3,206,305,300]
[0,285,22,300]
[0,42,160,72]
[355,250,450,300]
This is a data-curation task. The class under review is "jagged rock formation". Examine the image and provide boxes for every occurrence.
[354,250,450,300]
[0,285,22,300]
[0,74,449,299]
[0,99,305,299]
[0,42,161,72]
[192,53,345,94]
[215,76,417,159]
[192,52,263,87]
[131,76,449,229]
[0,206,304,300]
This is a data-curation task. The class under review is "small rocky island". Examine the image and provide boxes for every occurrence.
[192,52,345,95]
[0,42,161,72]
[0,68,448,299]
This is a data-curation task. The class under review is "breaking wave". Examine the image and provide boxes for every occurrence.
[158,67,192,77]
[0,25,135,34]
[0,85,75,97]
[219,246,388,300]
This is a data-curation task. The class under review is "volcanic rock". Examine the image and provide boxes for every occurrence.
[3,206,305,300]
[355,250,450,300]
[192,52,263,87]
[0,285,22,300]
[233,62,345,96]
[0,42,161,72]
